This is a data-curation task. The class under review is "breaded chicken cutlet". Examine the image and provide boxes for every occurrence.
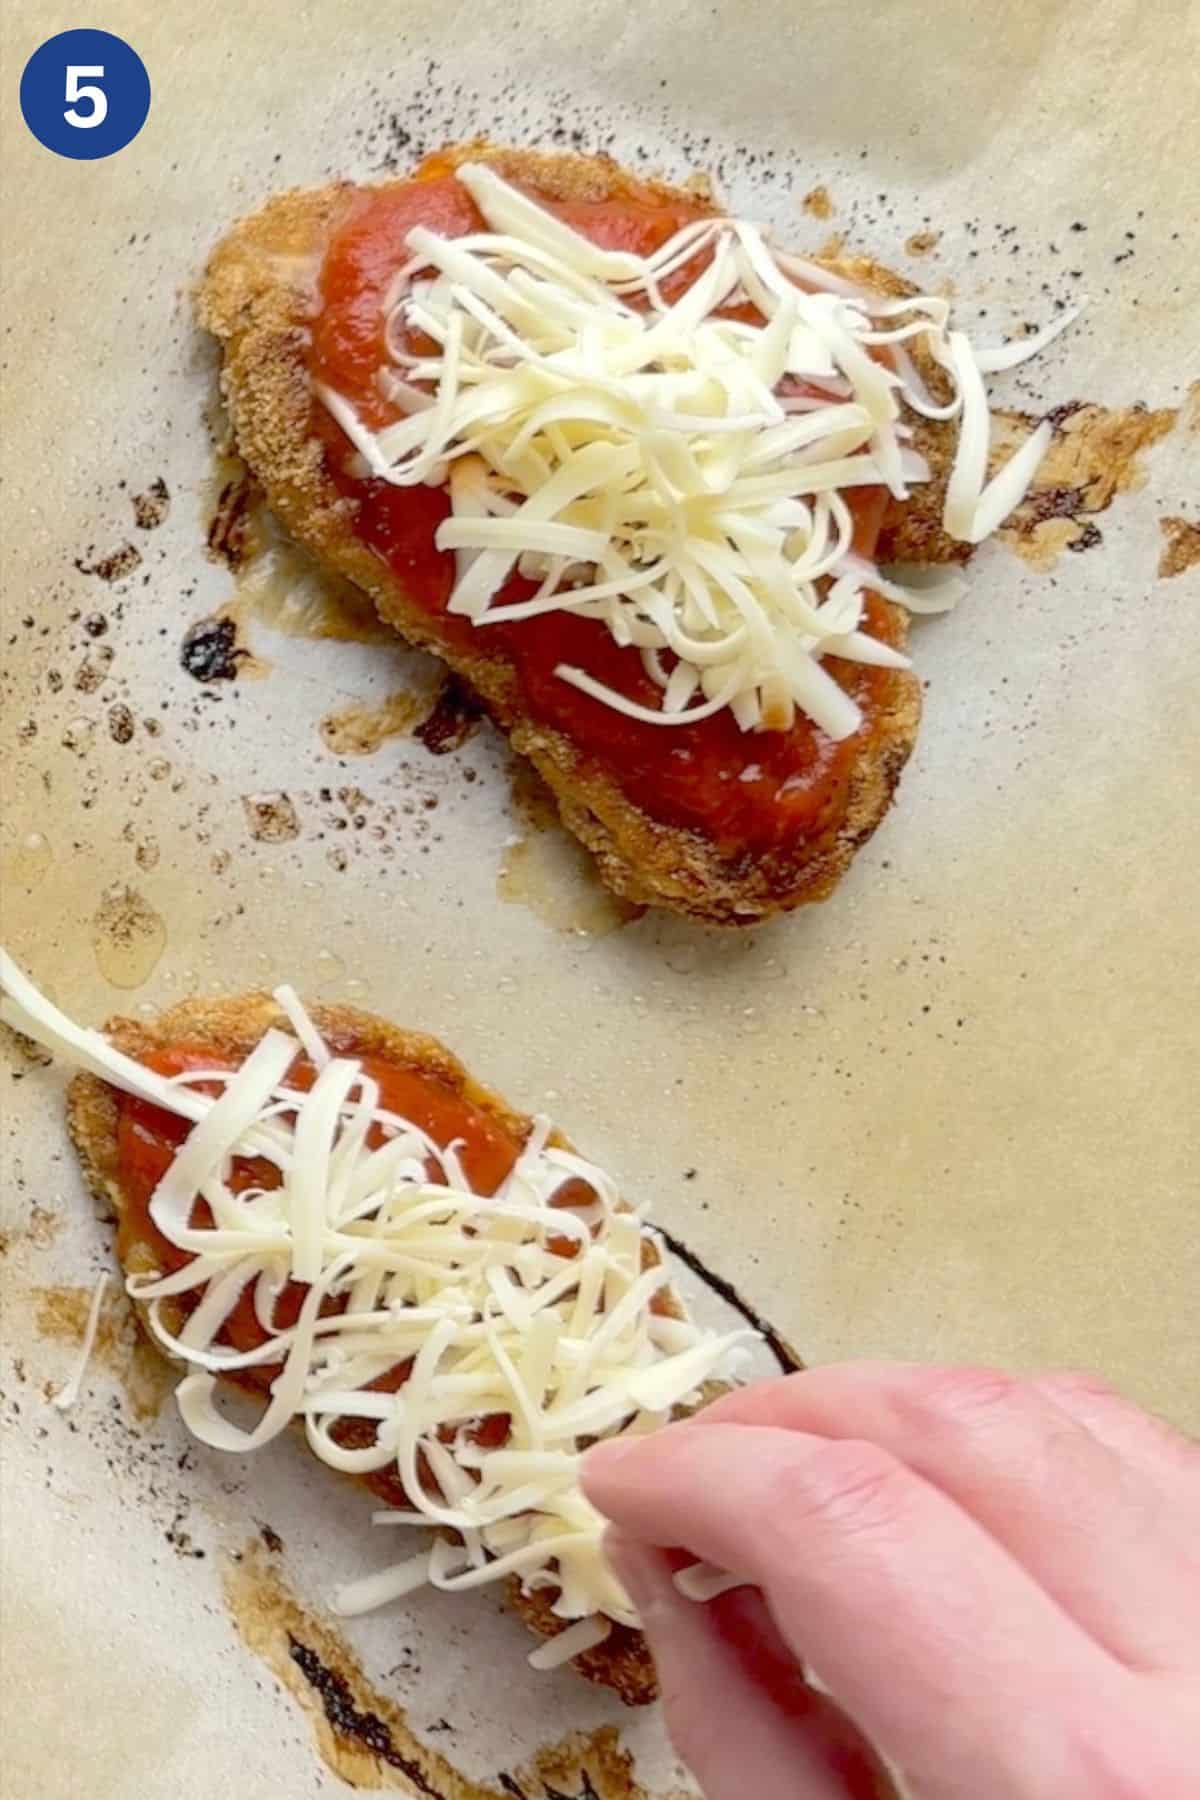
[198,143,1048,922]
[0,959,751,1705]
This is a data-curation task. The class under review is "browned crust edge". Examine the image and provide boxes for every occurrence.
[65,993,658,1705]
[196,143,928,925]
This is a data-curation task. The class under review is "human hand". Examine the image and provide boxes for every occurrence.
[582,1362,1199,1800]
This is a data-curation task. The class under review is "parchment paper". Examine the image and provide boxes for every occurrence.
[2,2,1197,1796]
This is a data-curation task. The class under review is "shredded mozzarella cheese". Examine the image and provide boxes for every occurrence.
[1,955,755,1650]
[527,1614,612,1670]
[674,1560,752,1603]
[49,1271,110,1411]
[316,163,1083,740]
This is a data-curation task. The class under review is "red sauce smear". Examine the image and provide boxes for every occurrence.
[307,165,901,854]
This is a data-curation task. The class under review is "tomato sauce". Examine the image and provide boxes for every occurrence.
[116,1044,521,1390]
[115,1039,667,1489]
[307,165,900,855]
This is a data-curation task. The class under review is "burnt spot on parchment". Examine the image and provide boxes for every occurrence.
[0,1024,54,1072]
[995,400,1177,568]
[74,543,142,582]
[181,614,245,682]
[413,676,483,756]
[886,399,1177,571]
[654,1225,803,1375]
[107,703,136,745]
[500,1776,604,1800]
[131,477,171,530]
[73,645,115,692]
[206,464,262,572]
[223,1543,661,1798]
[287,1638,446,1795]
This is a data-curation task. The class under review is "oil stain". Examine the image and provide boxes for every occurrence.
[497,769,638,939]
[27,1204,61,1246]
[241,791,302,844]
[237,534,392,644]
[90,884,167,989]
[497,838,637,939]
[995,401,1177,568]
[1157,515,1200,580]
[320,686,438,757]
[801,185,834,220]
[0,1200,61,1252]
[223,1542,682,1800]
[1180,380,1200,437]
[203,457,391,643]
[32,1283,176,1422]
[3,831,54,892]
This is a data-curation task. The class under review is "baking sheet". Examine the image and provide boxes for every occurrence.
[2,2,1198,1796]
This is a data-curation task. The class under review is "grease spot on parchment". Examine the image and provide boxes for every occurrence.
[242,791,302,844]
[1179,380,1200,437]
[321,686,438,757]
[905,229,940,257]
[90,884,167,988]
[193,462,395,692]
[1158,515,1200,580]
[497,770,638,939]
[239,538,393,644]
[223,1542,679,1800]
[994,401,1176,568]
[2,831,54,892]
[204,459,391,642]
[0,1201,61,1252]
[32,1283,175,1421]
[27,1204,61,1246]
[801,185,833,220]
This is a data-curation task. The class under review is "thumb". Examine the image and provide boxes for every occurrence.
[607,1535,896,1800]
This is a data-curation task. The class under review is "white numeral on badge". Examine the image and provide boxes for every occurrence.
[64,65,107,128]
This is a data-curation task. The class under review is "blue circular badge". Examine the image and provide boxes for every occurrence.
[20,30,151,161]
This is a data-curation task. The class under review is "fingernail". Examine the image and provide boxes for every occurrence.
[604,1533,665,1617]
